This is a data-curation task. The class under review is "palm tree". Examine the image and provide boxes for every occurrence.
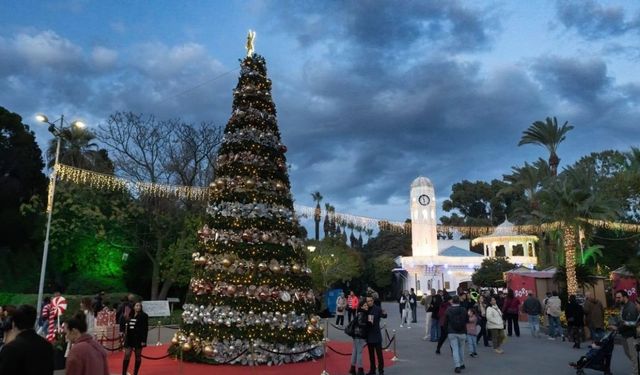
[311,191,323,240]
[47,127,113,173]
[501,158,551,213]
[535,165,621,294]
[518,117,574,176]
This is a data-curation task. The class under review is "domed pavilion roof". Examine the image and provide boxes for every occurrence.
[471,218,538,246]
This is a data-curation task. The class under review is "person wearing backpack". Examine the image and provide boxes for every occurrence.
[446,295,468,373]
[348,300,369,375]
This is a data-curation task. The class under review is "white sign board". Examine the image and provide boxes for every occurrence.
[142,300,171,317]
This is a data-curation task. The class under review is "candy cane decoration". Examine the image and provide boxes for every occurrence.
[46,296,67,342]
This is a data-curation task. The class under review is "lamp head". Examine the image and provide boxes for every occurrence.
[35,114,49,123]
[71,121,86,129]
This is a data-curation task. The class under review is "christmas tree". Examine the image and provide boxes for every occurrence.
[171,36,323,365]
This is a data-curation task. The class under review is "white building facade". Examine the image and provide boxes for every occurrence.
[398,176,538,294]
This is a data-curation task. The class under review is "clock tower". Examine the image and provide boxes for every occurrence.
[410,177,438,257]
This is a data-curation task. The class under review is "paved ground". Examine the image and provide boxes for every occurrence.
[56,302,635,374]
[323,302,634,375]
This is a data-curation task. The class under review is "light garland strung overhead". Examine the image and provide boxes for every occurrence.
[53,163,640,236]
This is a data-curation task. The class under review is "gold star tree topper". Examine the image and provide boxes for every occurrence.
[246,30,256,57]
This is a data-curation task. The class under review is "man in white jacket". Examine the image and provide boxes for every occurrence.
[545,291,563,340]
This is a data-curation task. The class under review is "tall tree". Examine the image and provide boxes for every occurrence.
[536,165,621,295]
[0,107,47,291]
[311,191,323,240]
[518,117,574,176]
[46,127,113,172]
[97,112,223,299]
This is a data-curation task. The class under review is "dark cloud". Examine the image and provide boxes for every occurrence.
[556,0,640,39]
[531,56,611,104]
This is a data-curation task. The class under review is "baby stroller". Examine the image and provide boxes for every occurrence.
[569,331,616,375]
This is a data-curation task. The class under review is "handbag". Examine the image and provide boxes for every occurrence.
[345,318,357,337]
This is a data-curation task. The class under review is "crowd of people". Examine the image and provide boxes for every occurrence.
[0,292,149,375]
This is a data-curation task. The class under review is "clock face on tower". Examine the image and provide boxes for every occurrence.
[418,194,431,206]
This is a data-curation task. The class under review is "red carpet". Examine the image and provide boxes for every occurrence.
[108,341,395,375]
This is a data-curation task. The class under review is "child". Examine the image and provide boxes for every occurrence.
[466,307,479,357]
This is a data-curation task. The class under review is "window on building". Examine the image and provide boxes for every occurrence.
[512,244,524,256]
[495,245,506,257]
[528,243,534,257]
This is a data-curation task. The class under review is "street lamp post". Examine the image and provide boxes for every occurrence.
[35,114,85,317]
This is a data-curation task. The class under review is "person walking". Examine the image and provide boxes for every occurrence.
[399,291,411,328]
[466,307,479,358]
[65,311,109,375]
[435,294,452,354]
[430,290,443,342]
[336,292,347,327]
[583,292,605,341]
[475,295,490,347]
[348,300,369,375]
[0,304,54,374]
[486,297,506,354]
[446,296,468,373]
[502,289,521,337]
[409,288,418,323]
[365,295,386,375]
[522,292,542,338]
[566,295,584,349]
[613,290,639,375]
[122,302,149,375]
[422,289,435,340]
[546,291,563,340]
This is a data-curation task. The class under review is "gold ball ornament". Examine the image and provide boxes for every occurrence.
[241,232,252,241]
[257,262,268,272]
[171,336,179,344]
[215,178,225,188]
[260,233,271,242]
[310,317,318,325]
[245,179,256,189]
[182,342,192,352]
[221,257,232,268]
[306,325,316,334]
[291,264,301,274]
[275,182,284,190]
[203,345,214,356]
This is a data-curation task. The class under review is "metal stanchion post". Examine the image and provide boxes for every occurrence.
[383,322,390,352]
[391,329,399,362]
[156,320,162,346]
[321,338,330,375]
[325,319,330,342]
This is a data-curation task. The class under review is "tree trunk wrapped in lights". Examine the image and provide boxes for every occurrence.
[169,51,323,364]
[563,223,578,295]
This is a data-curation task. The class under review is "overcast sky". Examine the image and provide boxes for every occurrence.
[1,0,639,224]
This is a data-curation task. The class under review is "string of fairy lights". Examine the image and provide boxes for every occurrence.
[52,163,640,235]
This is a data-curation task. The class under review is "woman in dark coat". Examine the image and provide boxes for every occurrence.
[566,295,584,349]
[122,302,148,375]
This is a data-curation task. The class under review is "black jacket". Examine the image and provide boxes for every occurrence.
[366,304,387,344]
[565,301,584,327]
[0,329,54,375]
[124,311,149,348]
[354,309,369,339]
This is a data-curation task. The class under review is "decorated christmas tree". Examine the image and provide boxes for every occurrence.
[171,33,323,365]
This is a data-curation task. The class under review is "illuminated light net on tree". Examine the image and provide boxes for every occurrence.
[168,52,324,365]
